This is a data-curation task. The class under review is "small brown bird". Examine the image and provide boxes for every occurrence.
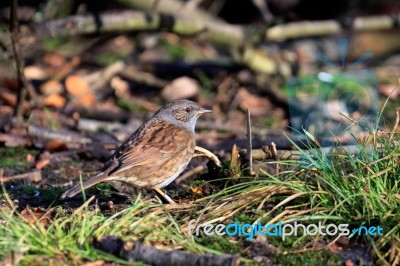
[61,99,212,203]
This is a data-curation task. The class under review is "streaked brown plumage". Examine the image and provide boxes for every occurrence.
[61,100,211,202]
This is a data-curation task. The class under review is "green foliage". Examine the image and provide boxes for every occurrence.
[117,97,145,113]
[0,147,37,169]
[273,250,341,266]
[9,185,64,203]
[42,37,69,50]
[161,41,188,60]
[0,197,220,265]
[196,235,241,254]
[93,52,126,66]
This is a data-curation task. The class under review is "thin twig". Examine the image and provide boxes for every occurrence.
[389,107,400,140]
[28,125,92,144]
[194,146,221,167]
[246,108,254,175]
[0,170,42,183]
[10,0,26,120]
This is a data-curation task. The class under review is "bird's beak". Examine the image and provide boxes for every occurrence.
[199,108,212,114]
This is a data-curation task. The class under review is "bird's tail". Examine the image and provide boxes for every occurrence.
[61,172,109,199]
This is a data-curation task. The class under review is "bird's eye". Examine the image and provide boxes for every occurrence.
[185,107,191,113]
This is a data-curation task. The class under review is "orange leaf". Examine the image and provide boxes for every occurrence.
[36,158,50,169]
[26,153,35,163]
[43,52,66,68]
[191,186,203,195]
[45,139,66,151]
[65,75,95,107]
[21,207,53,227]
[40,79,62,95]
[43,94,66,108]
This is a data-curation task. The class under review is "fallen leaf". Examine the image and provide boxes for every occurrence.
[345,259,354,266]
[0,90,17,106]
[43,52,66,68]
[36,158,50,170]
[24,66,48,80]
[65,75,96,107]
[45,139,67,151]
[40,80,63,95]
[21,207,53,227]
[162,76,199,101]
[111,76,129,96]
[379,84,400,100]
[43,94,66,108]
[0,134,31,147]
[235,88,272,116]
[26,153,35,163]
[191,186,203,195]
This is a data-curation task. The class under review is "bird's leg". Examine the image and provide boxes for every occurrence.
[154,187,177,205]
[194,146,221,167]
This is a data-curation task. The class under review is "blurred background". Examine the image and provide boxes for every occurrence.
[0,0,400,157]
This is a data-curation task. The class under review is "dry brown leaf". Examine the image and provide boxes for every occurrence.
[379,84,400,100]
[162,76,199,101]
[36,158,50,170]
[0,90,17,106]
[65,75,90,96]
[235,88,272,116]
[21,207,53,227]
[65,75,96,107]
[44,139,67,151]
[43,52,66,68]
[111,76,129,96]
[191,186,203,195]
[0,134,31,147]
[40,80,63,95]
[26,153,35,163]
[43,94,66,108]
[0,90,30,111]
[0,106,13,117]
[54,56,81,80]
[24,66,48,80]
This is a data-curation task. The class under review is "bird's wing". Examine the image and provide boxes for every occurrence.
[61,120,194,199]
[106,121,193,176]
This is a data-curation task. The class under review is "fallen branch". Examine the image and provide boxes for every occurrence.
[95,236,239,266]
[28,125,92,144]
[37,9,400,43]
[0,170,42,183]
[240,141,393,161]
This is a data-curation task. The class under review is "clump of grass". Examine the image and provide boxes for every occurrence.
[289,131,400,264]
[184,114,399,264]
[0,195,221,265]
